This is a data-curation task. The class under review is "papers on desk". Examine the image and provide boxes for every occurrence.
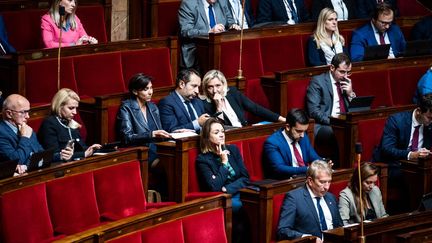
[169,131,198,139]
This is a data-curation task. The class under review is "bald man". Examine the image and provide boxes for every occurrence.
[0,94,43,168]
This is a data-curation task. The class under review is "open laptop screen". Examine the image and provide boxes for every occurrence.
[363,44,391,61]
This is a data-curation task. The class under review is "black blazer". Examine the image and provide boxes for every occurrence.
[256,0,310,24]
[37,115,87,161]
[311,0,357,21]
[356,0,399,19]
[196,144,250,194]
[202,87,280,126]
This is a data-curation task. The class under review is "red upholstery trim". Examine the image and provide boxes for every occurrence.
[141,219,185,243]
[182,208,228,243]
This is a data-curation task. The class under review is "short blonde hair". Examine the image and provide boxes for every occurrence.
[51,88,80,117]
[313,8,345,49]
[202,69,229,102]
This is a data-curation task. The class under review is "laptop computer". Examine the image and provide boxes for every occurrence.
[347,96,375,112]
[403,40,432,57]
[27,149,54,172]
[0,159,18,179]
[363,44,391,61]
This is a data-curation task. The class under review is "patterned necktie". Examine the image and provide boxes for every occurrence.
[184,100,197,120]
[411,125,421,151]
[208,5,216,29]
[291,141,305,167]
[287,0,298,23]
[316,197,328,231]
[335,82,347,113]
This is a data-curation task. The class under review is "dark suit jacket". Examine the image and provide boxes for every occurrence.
[306,36,348,66]
[0,15,16,54]
[373,111,432,167]
[196,144,250,194]
[350,22,406,62]
[356,0,399,19]
[277,185,343,240]
[263,128,320,179]
[306,72,350,125]
[179,0,235,68]
[311,0,357,21]
[202,87,280,126]
[38,115,88,161]
[256,0,310,24]
[0,120,43,165]
[227,0,255,27]
[158,91,205,132]
[411,15,432,41]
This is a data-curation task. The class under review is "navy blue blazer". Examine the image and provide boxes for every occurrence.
[263,128,320,179]
[202,87,280,126]
[0,15,16,54]
[350,22,406,62]
[311,0,357,21]
[356,0,399,19]
[0,120,43,165]
[256,0,310,24]
[411,15,432,41]
[158,91,205,132]
[196,144,250,194]
[373,111,432,166]
[277,185,343,240]
[306,36,348,66]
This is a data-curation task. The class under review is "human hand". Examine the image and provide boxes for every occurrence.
[16,164,27,174]
[76,35,89,45]
[216,142,229,163]
[84,144,102,158]
[87,36,98,44]
[60,146,74,161]
[18,122,33,138]
[210,24,225,33]
[339,77,353,96]
[172,128,195,133]
[198,113,210,126]
[229,24,241,30]
[152,130,171,138]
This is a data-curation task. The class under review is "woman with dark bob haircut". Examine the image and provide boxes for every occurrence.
[116,73,171,167]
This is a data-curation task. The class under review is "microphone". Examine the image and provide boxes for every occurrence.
[355,142,365,243]
[57,5,66,91]
[355,142,362,165]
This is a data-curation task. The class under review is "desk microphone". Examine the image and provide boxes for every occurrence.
[355,142,362,167]
[57,5,66,91]
[355,142,365,243]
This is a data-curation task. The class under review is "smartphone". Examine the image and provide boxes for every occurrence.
[66,139,75,149]
[211,111,223,117]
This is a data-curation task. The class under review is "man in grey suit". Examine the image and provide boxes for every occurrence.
[306,53,356,165]
[179,0,240,69]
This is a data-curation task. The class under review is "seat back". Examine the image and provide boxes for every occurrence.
[93,161,146,221]
[357,118,387,161]
[242,136,267,181]
[329,180,349,202]
[75,5,108,43]
[152,1,181,37]
[260,36,305,73]
[0,183,55,243]
[141,220,185,243]
[389,66,427,105]
[351,71,393,108]
[187,148,201,193]
[182,208,228,243]
[271,193,285,242]
[286,78,310,110]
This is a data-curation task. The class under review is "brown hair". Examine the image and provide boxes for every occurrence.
[349,162,379,215]
[199,117,224,154]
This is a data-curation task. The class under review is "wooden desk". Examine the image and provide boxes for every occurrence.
[324,210,432,243]
[401,157,432,211]
[0,147,148,196]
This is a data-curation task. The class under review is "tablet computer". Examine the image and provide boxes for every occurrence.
[27,149,54,172]
[363,44,391,61]
[403,40,432,57]
[348,96,375,112]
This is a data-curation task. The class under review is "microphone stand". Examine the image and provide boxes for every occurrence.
[237,0,246,79]
[57,6,66,91]
[355,142,365,243]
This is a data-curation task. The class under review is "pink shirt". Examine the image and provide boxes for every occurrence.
[41,13,88,48]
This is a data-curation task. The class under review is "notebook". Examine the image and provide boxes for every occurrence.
[363,44,391,61]
[347,96,375,112]
[0,159,18,179]
[403,40,432,57]
[27,149,54,172]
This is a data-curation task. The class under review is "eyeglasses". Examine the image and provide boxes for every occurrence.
[8,109,30,115]
[376,19,392,26]
[336,69,352,76]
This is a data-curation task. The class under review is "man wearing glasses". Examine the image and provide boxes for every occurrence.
[350,2,406,62]
[0,94,43,171]
[306,53,355,166]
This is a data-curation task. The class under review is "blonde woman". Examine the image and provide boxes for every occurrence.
[38,88,101,161]
[307,8,346,66]
[41,0,98,48]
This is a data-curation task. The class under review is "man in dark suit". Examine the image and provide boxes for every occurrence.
[277,160,343,241]
[311,0,358,21]
[306,53,355,164]
[178,0,239,69]
[411,15,432,41]
[0,94,43,173]
[256,0,310,25]
[0,15,16,55]
[373,94,432,213]
[263,109,321,179]
[350,2,406,62]
[226,0,255,28]
[159,69,210,133]
[357,0,398,19]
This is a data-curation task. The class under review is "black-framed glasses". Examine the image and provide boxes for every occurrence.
[8,109,30,115]
[376,19,392,26]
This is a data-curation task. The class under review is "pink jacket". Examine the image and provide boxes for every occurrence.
[41,13,88,48]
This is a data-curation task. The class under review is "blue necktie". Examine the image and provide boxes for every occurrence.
[287,0,298,23]
[185,100,197,120]
[208,5,216,28]
[316,197,328,231]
